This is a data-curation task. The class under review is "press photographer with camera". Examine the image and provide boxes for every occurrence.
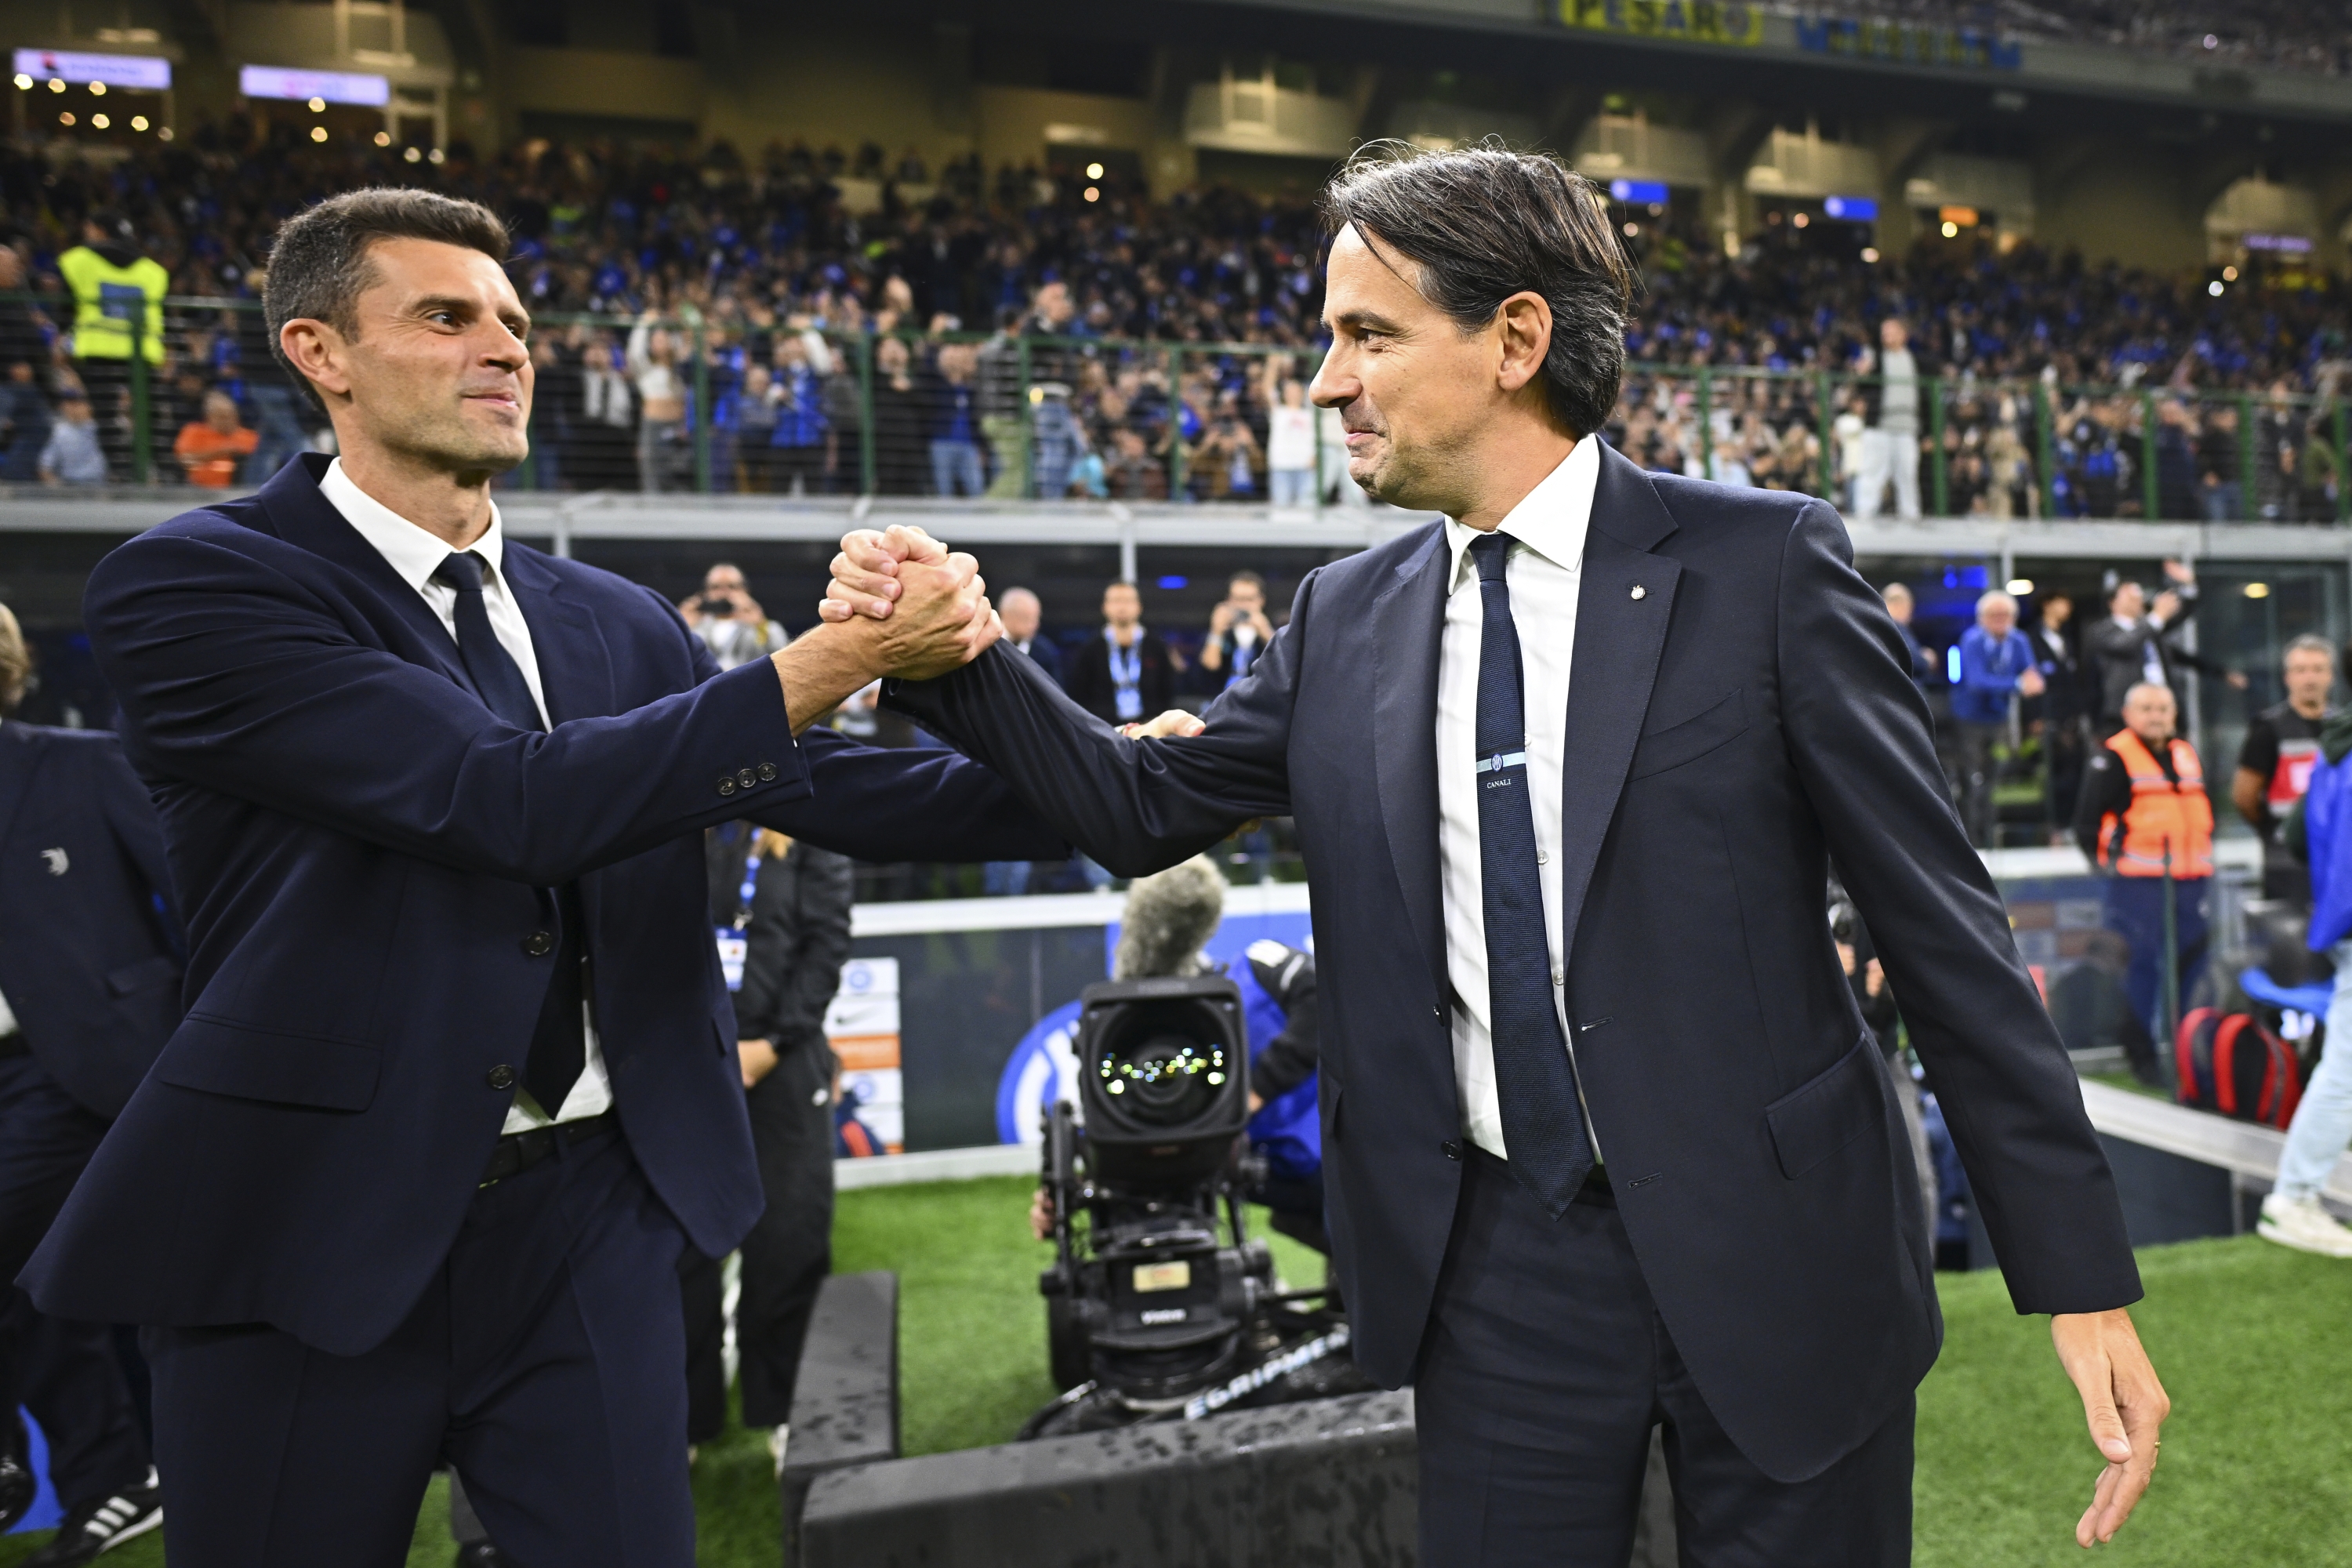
[1196,572,1277,695]
[678,561,789,672]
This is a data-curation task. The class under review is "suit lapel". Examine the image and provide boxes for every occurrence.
[250,455,474,692]
[1554,445,1682,967]
[501,543,612,724]
[1368,524,1450,999]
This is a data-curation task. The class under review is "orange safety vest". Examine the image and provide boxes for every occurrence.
[2099,729,2213,877]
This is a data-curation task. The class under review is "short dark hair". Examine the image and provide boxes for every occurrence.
[1229,570,1265,593]
[263,189,510,409]
[1319,141,1637,438]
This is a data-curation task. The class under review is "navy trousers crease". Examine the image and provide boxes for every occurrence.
[143,1127,696,1568]
[1414,1148,1914,1568]
[0,1051,150,1514]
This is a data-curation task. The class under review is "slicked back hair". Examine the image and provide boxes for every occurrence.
[1319,140,1637,438]
[263,188,510,410]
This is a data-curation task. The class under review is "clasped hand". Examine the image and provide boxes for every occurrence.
[816,525,1000,681]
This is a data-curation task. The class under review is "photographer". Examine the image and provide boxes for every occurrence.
[1195,571,1276,695]
[677,561,789,672]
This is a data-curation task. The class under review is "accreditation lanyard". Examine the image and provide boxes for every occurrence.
[1106,630,1144,720]
[714,849,761,993]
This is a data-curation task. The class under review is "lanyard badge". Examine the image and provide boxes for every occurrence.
[714,848,761,993]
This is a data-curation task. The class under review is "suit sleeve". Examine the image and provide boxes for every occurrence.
[1776,503,2141,1316]
[751,726,1067,862]
[882,582,1308,878]
[89,734,186,958]
[86,527,812,887]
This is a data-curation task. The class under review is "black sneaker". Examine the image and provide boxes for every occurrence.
[0,1412,34,1531]
[20,1474,162,1566]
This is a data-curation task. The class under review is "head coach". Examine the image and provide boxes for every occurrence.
[828,143,2169,1561]
[17,190,1059,1565]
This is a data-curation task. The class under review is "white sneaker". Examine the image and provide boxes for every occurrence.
[768,1423,789,1479]
[2257,1192,2352,1258]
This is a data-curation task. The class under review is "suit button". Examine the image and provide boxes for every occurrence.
[757,761,779,782]
[522,931,554,957]
[1441,1140,1463,1161]
[717,775,737,797]
[737,767,759,789]
[487,1064,517,1091]
[1432,1005,1443,1019]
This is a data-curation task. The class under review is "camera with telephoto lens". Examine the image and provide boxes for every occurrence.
[1024,975,1365,1439]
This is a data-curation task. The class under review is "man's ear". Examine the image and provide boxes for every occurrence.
[278,318,353,403]
[1494,291,1552,397]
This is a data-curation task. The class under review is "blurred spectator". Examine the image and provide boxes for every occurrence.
[1853,319,1929,520]
[683,822,854,1465]
[55,211,166,461]
[1880,582,1932,689]
[1195,390,1262,501]
[1265,376,1317,507]
[172,389,257,489]
[1951,590,2045,846]
[2233,633,2338,903]
[627,313,692,494]
[2031,592,2091,837]
[1,362,54,483]
[869,336,927,495]
[769,336,829,496]
[678,563,788,671]
[2085,561,2245,731]
[2260,707,2352,1258]
[2075,682,2212,1081]
[927,342,985,497]
[1197,571,1276,694]
[2196,403,2241,522]
[38,394,106,486]
[1066,580,1175,725]
[727,363,778,492]
[997,586,1062,687]
[242,379,310,486]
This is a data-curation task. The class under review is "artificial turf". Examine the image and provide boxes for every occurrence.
[3,1173,2343,1566]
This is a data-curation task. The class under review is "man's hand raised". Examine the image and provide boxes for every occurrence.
[2050,1308,2170,1548]
[818,525,953,623]
[768,528,996,732]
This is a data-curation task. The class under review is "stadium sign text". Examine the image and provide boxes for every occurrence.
[10,50,171,89]
[1795,16,2024,71]
[1560,0,1764,47]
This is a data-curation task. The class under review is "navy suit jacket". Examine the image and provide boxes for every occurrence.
[887,441,2140,1483]
[24,454,1062,1353]
[0,722,183,1118]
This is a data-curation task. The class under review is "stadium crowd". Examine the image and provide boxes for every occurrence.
[0,132,2344,516]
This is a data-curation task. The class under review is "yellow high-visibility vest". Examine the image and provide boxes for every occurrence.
[56,246,167,363]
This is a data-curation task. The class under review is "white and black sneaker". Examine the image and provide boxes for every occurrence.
[21,1472,162,1566]
[0,1412,34,1531]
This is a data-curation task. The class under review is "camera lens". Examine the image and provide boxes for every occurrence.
[1097,1023,1231,1127]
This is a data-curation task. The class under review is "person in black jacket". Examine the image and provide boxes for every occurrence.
[0,603,180,1557]
[1063,581,1176,725]
[682,822,855,1472]
[2083,564,2245,733]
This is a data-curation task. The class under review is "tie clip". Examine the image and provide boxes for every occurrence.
[1472,751,1528,774]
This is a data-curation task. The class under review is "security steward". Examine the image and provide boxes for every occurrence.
[2076,681,2214,1080]
[54,212,168,441]
[0,604,180,1561]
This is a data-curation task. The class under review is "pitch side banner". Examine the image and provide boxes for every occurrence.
[1559,0,1765,47]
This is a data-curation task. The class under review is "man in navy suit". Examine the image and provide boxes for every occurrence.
[827,147,2170,1562]
[20,189,1057,1566]
[0,603,178,1561]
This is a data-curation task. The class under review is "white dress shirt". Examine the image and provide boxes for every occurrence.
[1436,437,1598,1160]
[319,459,612,1134]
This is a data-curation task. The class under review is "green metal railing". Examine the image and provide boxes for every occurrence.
[4,292,2347,523]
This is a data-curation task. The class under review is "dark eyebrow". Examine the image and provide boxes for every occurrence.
[1328,308,1407,336]
[411,294,531,336]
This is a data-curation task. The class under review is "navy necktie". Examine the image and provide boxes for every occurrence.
[433,550,588,1116]
[1468,532,1594,1217]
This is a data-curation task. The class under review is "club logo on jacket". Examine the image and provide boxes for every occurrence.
[39,848,67,877]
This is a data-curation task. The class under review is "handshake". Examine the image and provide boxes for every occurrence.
[786,525,1203,740]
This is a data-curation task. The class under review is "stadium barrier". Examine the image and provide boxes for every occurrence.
[4,292,2349,524]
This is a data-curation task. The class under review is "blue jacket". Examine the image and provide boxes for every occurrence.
[2304,735,2352,950]
[0,722,184,1117]
[1236,948,1319,1181]
[24,454,1062,1352]
[1950,626,2036,726]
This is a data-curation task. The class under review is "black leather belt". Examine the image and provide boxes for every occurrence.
[480,1112,616,1188]
[1467,1143,1615,1208]
[0,1032,26,1059]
